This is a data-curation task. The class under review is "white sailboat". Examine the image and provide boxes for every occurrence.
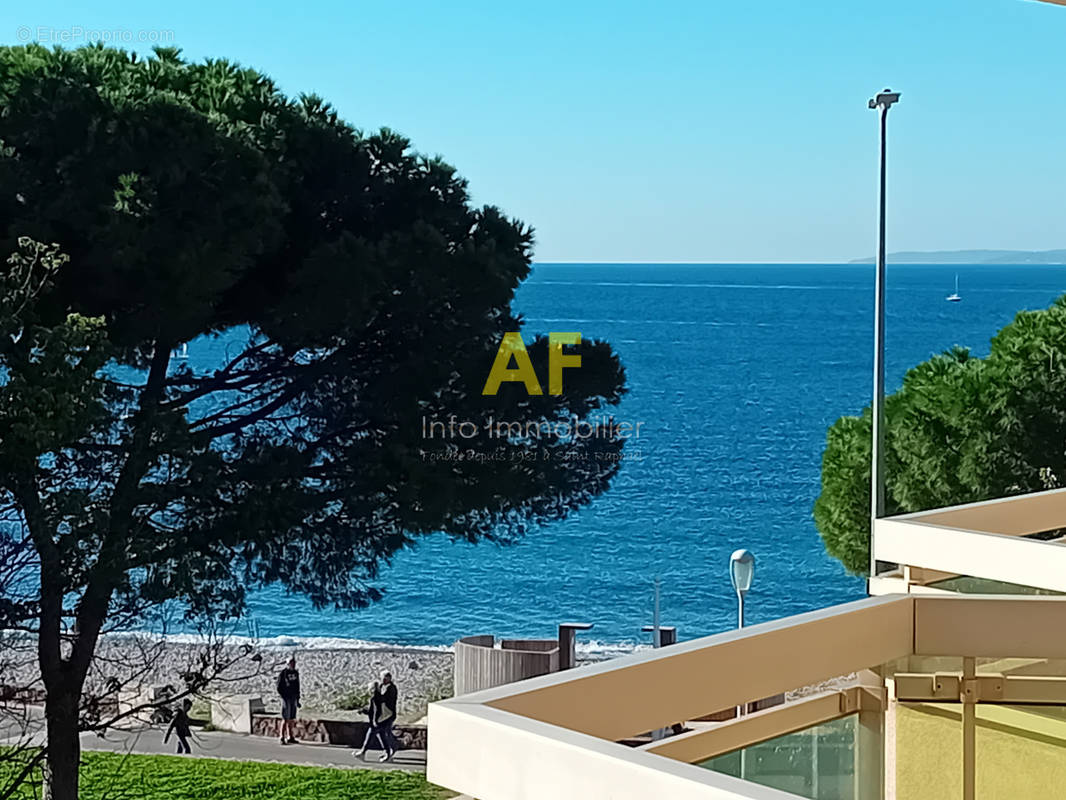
[946,274,962,302]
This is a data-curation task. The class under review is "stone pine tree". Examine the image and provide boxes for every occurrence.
[0,45,627,799]
[815,300,1066,575]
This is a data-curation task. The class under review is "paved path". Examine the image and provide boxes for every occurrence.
[0,711,425,773]
[0,704,44,742]
[82,726,426,772]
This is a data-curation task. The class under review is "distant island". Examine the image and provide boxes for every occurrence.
[850,249,1066,265]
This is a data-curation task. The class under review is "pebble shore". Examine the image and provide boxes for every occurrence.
[1,635,455,724]
[239,644,455,722]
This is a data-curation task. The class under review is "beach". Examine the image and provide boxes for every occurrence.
[0,631,651,725]
[105,638,637,722]
[1,635,456,724]
[1,630,860,728]
[237,643,456,722]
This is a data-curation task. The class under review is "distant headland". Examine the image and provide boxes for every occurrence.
[850,249,1066,264]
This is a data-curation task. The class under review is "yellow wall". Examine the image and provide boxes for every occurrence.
[896,702,1066,800]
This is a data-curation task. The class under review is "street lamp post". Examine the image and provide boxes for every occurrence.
[729,548,755,778]
[867,88,900,579]
[729,549,755,629]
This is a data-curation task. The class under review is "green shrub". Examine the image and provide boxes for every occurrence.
[334,686,373,712]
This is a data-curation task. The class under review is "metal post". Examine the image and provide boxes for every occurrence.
[962,657,976,800]
[738,581,749,777]
[653,576,662,648]
[729,549,755,716]
[871,102,887,527]
[650,577,667,742]
[811,726,820,800]
[736,590,746,721]
[868,89,900,579]
[641,622,679,741]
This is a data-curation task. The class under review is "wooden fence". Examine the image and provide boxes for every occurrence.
[453,635,560,696]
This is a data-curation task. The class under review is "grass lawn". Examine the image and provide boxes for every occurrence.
[3,751,453,799]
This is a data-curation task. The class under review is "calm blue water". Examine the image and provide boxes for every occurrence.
[236,263,1066,651]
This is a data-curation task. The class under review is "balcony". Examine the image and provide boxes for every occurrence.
[871,486,1066,596]
[428,594,1066,799]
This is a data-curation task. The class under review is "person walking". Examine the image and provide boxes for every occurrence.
[356,680,386,761]
[276,656,301,745]
[376,671,398,761]
[164,699,193,755]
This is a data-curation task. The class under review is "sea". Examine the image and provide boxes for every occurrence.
[217,263,1066,656]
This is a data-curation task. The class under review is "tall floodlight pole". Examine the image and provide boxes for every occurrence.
[867,89,900,580]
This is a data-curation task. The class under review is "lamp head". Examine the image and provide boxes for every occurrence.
[729,549,755,595]
[869,89,901,111]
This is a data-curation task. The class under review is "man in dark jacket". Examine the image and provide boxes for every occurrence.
[277,656,301,745]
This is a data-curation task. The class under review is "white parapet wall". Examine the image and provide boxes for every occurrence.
[874,516,1066,594]
[115,684,173,728]
[208,694,266,733]
[429,595,1066,800]
[429,596,914,800]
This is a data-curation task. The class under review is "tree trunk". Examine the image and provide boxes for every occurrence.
[42,683,81,800]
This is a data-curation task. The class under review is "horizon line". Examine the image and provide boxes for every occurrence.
[529,260,1066,266]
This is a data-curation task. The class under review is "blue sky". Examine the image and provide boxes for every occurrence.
[2,0,1064,262]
